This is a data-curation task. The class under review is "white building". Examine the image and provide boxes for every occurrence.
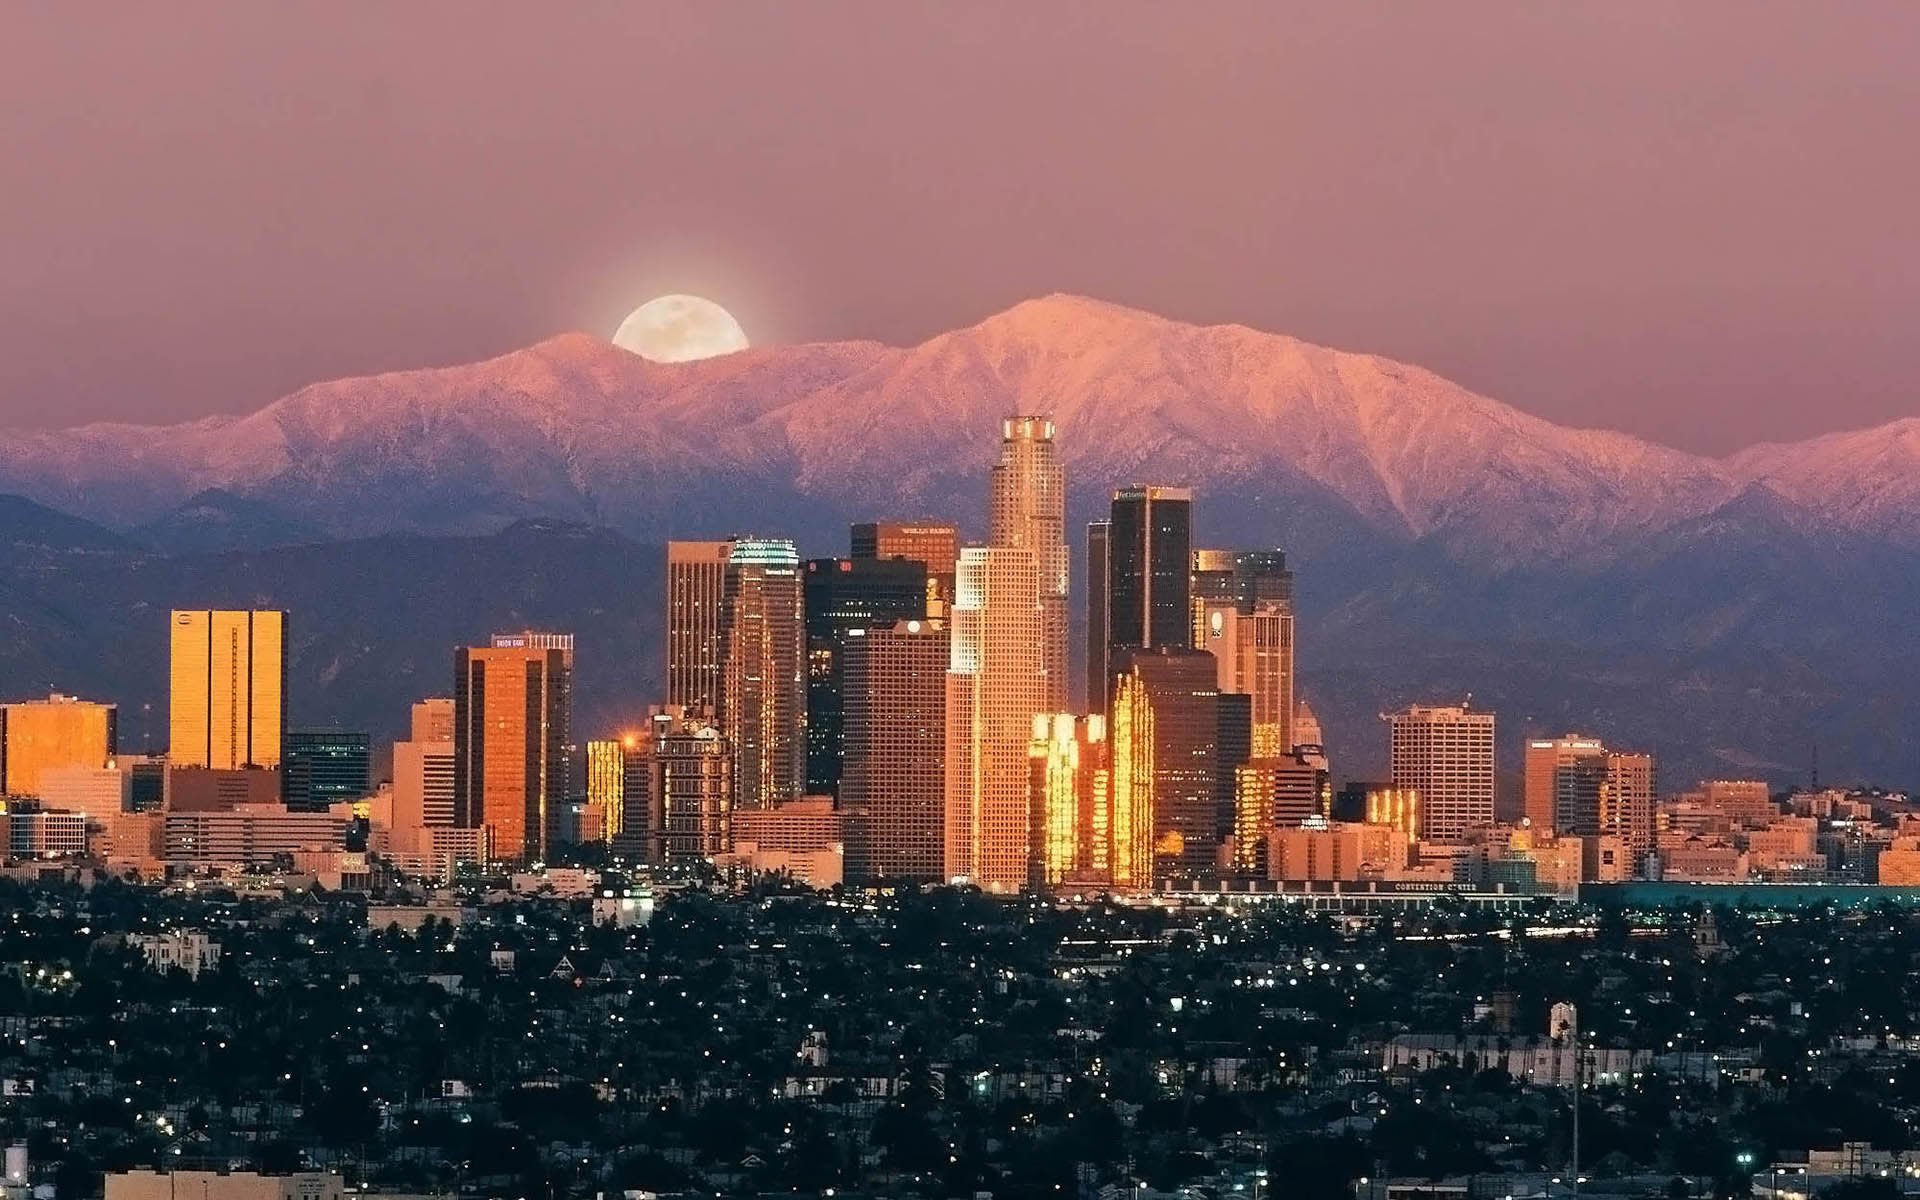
[1386,703,1496,842]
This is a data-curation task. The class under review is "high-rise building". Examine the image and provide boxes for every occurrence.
[1524,735,1606,832]
[1197,600,1295,758]
[803,556,928,795]
[392,730,455,839]
[652,708,731,861]
[1100,487,1193,713]
[452,637,572,861]
[665,540,735,715]
[721,539,804,808]
[584,739,626,843]
[169,609,286,770]
[1111,647,1224,885]
[1386,703,1496,841]
[1085,521,1110,712]
[410,698,456,743]
[607,726,656,859]
[851,521,959,617]
[282,730,371,812]
[1028,713,1111,888]
[1230,750,1328,872]
[0,694,117,798]
[842,619,948,884]
[1603,752,1656,857]
[945,546,1045,891]
[989,416,1068,711]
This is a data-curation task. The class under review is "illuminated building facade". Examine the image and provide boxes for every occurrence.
[665,540,734,715]
[1230,749,1327,872]
[0,693,117,798]
[1027,713,1111,888]
[803,556,927,795]
[169,609,286,770]
[1366,786,1422,844]
[842,619,947,884]
[721,538,805,808]
[585,739,625,843]
[989,417,1068,711]
[945,546,1044,891]
[1524,734,1606,832]
[1386,703,1495,842]
[851,521,959,617]
[1110,647,1222,885]
[452,636,573,861]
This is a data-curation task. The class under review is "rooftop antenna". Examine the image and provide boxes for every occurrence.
[1811,740,1820,791]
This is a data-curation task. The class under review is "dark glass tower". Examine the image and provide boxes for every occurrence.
[803,556,928,795]
[282,729,372,812]
[1100,486,1193,711]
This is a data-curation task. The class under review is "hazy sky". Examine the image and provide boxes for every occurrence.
[2,3,1915,452]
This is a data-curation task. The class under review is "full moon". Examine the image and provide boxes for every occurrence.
[612,294,750,363]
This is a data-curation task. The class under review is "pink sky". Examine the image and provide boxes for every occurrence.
[1,3,1915,453]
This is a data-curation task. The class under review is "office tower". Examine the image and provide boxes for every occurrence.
[1101,486,1193,712]
[282,730,372,812]
[1216,692,1253,841]
[392,722,455,839]
[989,416,1068,710]
[1386,703,1496,841]
[722,539,805,808]
[666,540,735,715]
[169,609,286,770]
[410,698,455,743]
[1198,602,1295,759]
[1111,647,1223,886]
[1524,735,1606,832]
[604,726,657,859]
[653,708,731,861]
[945,546,1045,891]
[0,694,117,798]
[842,619,948,884]
[1085,521,1110,712]
[1603,752,1656,856]
[1028,713,1111,888]
[1231,749,1328,872]
[584,740,626,843]
[803,556,928,795]
[452,636,572,861]
[851,521,959,617]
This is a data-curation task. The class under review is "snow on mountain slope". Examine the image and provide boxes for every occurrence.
[0,294,1907,563]
[1726,418,1920,542]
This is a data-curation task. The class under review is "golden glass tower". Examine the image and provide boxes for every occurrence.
[989,416,1068,711]
[169,610,286,770]
[453,636,572,862]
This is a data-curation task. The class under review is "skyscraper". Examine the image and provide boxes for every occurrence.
[282,730,372,812]
[1085,520,1110,712]
[392,699,455,848]
[803,556,928,795]
[169,609,286,770]
[1027,713,1111,888]
[851,521,959,617]
[585,739,626,843]
[1101,487,1193,711]
[1386,703,1496,841]
[1196,552,1296,758]
[452,636,572,861]
[842,618,948,883]
[1524,734,1606,832]
[722,539,805,808]
[945,546,1044,891]
[0,694,117,798]
[666,540,734,716]
[1110,647,1224,886]
[652,707,731,861]
[1602,752,1656,858]
[989,416,1068,711]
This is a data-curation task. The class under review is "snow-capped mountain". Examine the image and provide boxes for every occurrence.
[7,293,1905,565]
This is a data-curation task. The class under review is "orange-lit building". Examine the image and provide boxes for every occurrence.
[1027,713,1111,887]
[1110,647,1221,886]
[452,637,572,862]
[169,610,286,770]
[0,693,117,798]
